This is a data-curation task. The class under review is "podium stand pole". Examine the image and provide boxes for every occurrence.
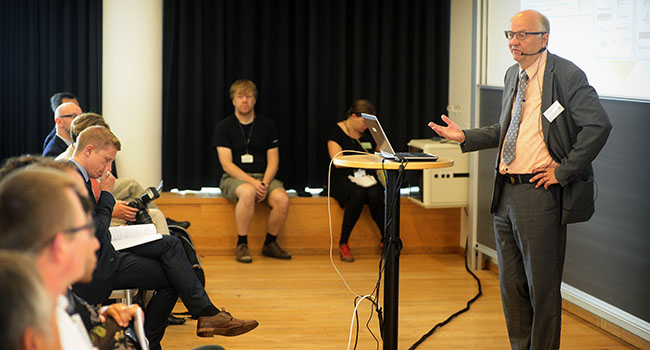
[331,154,452,350]
[383,169,401,350]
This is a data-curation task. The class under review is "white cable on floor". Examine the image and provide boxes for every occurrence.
[327,150,381,348]
[347,294,374,350]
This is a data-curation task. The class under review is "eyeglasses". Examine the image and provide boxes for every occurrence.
[504,31,546,41]
[59,114,78,119]
[62,221,96,236]
[31,220,95,253]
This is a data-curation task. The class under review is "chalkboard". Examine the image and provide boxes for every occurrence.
[476,85,650,323]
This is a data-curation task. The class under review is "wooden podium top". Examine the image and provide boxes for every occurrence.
[332,154,453,170]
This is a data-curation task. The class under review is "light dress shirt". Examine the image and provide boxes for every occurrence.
[56,294,96,350]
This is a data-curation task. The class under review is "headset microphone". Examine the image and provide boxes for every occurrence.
[521,46,547,56]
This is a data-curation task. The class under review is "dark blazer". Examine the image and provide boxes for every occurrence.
[72,170,123,304]
[42,134,68,157]
[462,52,612,224]
[43,126,56,151]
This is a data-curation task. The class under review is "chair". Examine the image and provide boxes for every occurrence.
[108,289,137,305]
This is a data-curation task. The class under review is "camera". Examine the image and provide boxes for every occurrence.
[127,186,161,224]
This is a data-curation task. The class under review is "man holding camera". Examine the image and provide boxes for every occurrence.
[54,111,175,235]
[71,126,258,350]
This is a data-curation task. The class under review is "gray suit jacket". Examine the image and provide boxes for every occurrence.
[462,52,612,224]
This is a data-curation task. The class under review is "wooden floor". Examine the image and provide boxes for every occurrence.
[161,252,637,350]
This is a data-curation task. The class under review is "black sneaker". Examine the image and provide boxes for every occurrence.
[262,241,292,260]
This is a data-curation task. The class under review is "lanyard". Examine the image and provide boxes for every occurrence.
[238,120,255,154]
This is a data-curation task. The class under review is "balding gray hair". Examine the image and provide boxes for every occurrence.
[0,251,53,350]
[538,12,550,33]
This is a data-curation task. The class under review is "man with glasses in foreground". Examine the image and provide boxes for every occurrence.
[43,101,82,157]
[0,166,129,349]
[429,9,611,349]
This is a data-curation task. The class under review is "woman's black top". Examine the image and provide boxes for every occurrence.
[326,123,377,206]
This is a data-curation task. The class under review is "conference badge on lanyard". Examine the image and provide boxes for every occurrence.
[241,153,254,163]
[239,120,255,164]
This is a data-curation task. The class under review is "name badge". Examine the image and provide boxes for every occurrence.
[353,169,367,178]
[241,154,254,163]
[543,100,564,123]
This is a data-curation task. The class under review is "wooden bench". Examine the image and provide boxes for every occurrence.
[156,192,462,256]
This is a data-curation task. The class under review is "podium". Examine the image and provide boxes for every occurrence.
[333,154,454,350]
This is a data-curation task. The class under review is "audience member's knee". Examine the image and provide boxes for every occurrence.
[270,190,290,211]
[236,184,257,204]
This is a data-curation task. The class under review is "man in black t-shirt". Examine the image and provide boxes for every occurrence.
[213,79,291,263]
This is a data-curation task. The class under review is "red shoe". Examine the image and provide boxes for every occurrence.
[339,243,355,262]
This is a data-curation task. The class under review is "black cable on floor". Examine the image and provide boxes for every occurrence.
[408,236,483,349]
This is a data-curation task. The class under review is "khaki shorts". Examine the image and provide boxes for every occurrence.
[220,173,285,205]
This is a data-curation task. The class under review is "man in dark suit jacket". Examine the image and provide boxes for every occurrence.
[43,102,82,157]
[70,126,258,350]
[43,91,79,151]
[429,9,611,350]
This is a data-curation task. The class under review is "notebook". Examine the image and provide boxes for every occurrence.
[361,113,438,161]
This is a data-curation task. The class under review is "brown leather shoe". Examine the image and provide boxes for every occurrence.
[262,241,292,259]
[196,309,259,337]
[236,243,252,263]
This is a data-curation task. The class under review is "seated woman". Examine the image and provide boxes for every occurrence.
[327,99,385,262]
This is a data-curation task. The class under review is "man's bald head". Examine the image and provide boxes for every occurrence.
[54,102,82,142]
[54,102,82,121]
[511,9,550,33]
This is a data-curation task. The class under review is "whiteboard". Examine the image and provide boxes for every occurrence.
[485,0,650,101]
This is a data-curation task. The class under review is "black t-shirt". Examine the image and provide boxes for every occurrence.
[212,114,279,174]
[326,123,376,181]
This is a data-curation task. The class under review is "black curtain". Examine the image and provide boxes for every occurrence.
[0,0,103,163]
[163,0,450,191]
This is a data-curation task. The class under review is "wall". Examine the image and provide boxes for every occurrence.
[103,0,162,187]
[449,0,474,248]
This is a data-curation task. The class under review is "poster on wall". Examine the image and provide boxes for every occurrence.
[520,0,650,100]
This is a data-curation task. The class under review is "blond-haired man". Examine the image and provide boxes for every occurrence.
[213,79,291,263]
[71,126,258,350]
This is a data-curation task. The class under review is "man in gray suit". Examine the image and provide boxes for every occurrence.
[429,9,611,350]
